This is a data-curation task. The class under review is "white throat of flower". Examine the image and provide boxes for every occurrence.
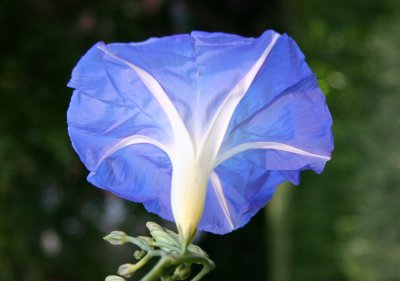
[170,142,211,244]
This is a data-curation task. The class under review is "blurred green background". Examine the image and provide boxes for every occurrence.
[1,0,399,280]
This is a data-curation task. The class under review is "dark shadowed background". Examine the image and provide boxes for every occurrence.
[1,0,399,280]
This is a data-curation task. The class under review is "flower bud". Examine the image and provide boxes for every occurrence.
[117,264,135,278]
[146,222,179,247]
[103,231,128,245]
[134,250,145,260]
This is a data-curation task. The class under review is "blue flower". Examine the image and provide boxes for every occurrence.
[67,30,333,244]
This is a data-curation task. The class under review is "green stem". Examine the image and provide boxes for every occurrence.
[141,255,173,281]
[178,254,215,281]
[140,252,215,281]
[132,253,153,271]
[190,267,211,281]
[127,237,153,252]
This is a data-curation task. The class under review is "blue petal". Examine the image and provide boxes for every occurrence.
[199,152,321,234]
[95,37,199,135]
[190,30,280,137]
[67,31,333,236]
[67,42,178,212]
[67,31,285,220]
[198,35,333,234]
[88,144,174,222]
[227,34,314,129]
[199,158,287,234]
[221,76,333,168]
[219,35,333,166]
[81,31,280,139]
[68,90,170,170]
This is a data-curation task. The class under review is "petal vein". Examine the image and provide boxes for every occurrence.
[215,141,331,167]
[210,171,235,231]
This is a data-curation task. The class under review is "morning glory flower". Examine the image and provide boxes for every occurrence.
[67,30,333,244]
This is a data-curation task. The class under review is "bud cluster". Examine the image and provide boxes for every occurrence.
[103,222,215,280]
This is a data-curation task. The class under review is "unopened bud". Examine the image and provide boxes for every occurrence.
[134,250,145,260]
[105,275,126,281]
[104,231,128,245]
[137,236,154,245]
[146,222,179,247]
[118,263,135,278]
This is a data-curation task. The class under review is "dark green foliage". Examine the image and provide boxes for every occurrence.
[279,1,400,280]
